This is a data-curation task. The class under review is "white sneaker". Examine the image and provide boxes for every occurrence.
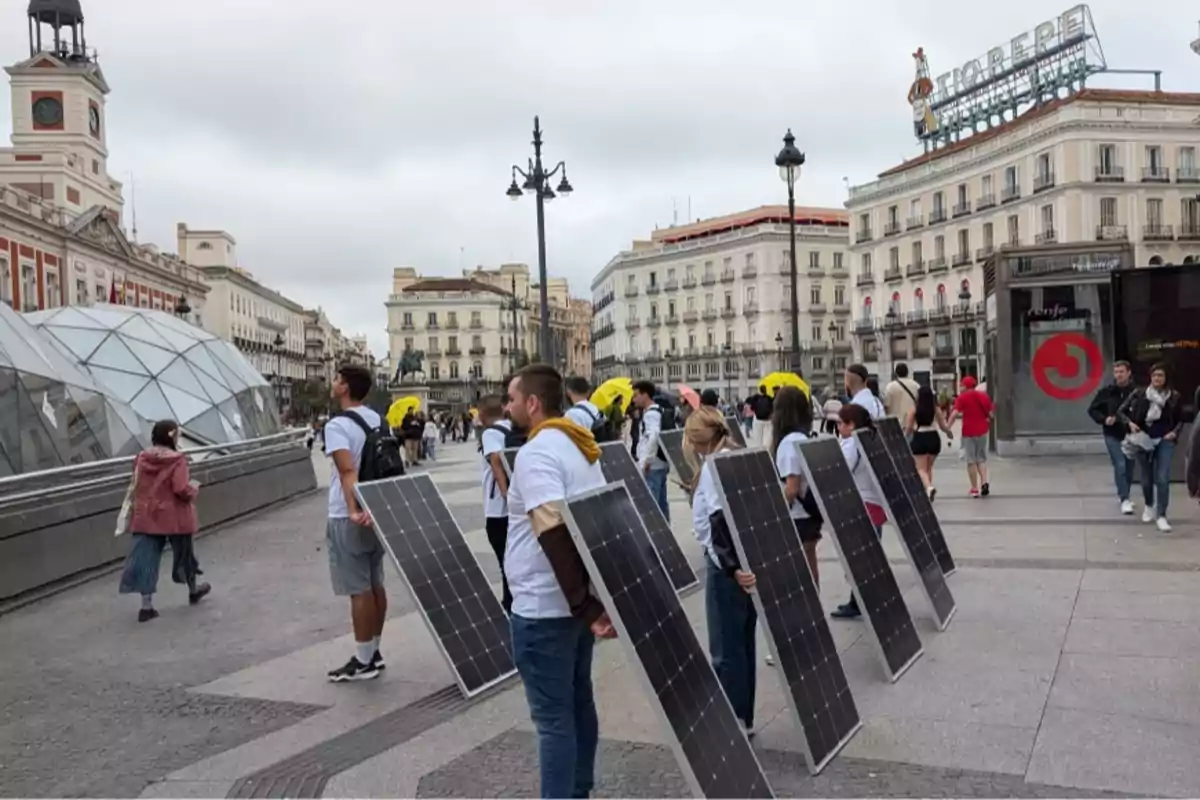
[1156,517,1172,533]
[764,653,775,666]
[1120,499,1134,515]
[1142,507,1155,523]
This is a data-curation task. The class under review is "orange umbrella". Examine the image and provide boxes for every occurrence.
[677,383,700,409]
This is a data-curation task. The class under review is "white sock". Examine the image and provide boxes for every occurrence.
[371,636,380,653]
[355,641,375,665]
[141,594,154,610]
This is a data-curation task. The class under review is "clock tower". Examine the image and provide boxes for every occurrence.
[1,0,123,217]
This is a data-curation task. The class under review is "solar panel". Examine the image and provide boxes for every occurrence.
[659,429,699,488]
[854,430,956,631]
[708,448,862,775]
[875,417,956,577]
[598,442,698,593]
[797,438,924,683]
[355,475,516,698]
[500,446,519,478]
[560,484,775,799]
[724,416,747,447]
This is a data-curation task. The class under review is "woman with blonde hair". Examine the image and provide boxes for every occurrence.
[684,406,759,735]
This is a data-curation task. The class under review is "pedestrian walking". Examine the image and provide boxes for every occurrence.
[831,404,887,620]
[117,420,209,623]
[1087,360,1137,514]
[632,380,672,520]
[305,423,315,451]
[821,388,843,435]
[771,387,822,586]
[883,362,921,424]
[422,416,439,462]
[948,376,994,497]
[1118,363,1185,532]
[477,395,513,614]
[750,387,773,447]
[685,406,759,736]
[844,364,885,420]
[505,364,614,799]
[906,384,954,501]
[324,365,389,682]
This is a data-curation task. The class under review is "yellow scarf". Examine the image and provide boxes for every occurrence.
[528,417,602,464]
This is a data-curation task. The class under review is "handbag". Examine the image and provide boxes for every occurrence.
[114,457,139,537]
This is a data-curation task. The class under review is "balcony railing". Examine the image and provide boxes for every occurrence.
[1143,224,1174,240]
[928,306,951,322]
[469,320,483,329]
[742,265,757,279]
[884,220,901,236]
[1180,224,1200,240]
[927,256,947,272]
[702,345,719,356]
[1035,228,1057,244]
[624,285,639,297]
[833,302,851,315]
[1142,166,1171,183]
[976,245,994,262]
[720,307,736,318]
[1008,234,1022,246]
[952,252,971,267]
[830,263,849,279]
[856,272,876,287]
[645,283,661,295]
[1096,224,1127,241]
[855,317,876,333]
[1177,167,1200,184]
[884,266,903,282]
[446,347,462,356]
[445,319,460,330]
[720,269,736,283]
[682,277,697,289]
[1001,185,1021,203]
[701,273,716,286]
[683,347,698,358]
[647,316,662,328]
[906,310,927,324]
[469,346,486,355]
[664,279,679,292]
[744,301,760,315]
[807,303,828,314]
[976,193,996,210]
[665,314,679,325]
[856,227,873,243]
[1095,165,1124,182]
[807,264,825,278]
[683,310,699,323]
[400,322,415,330]
[626,318,641,330]
[1033,172,1055,193]
[906,261,926,277]
[425,347,442,357]
[906,215,924,230]
[702,309,718,321]
[953,201,971,218]
[929,207,948,224]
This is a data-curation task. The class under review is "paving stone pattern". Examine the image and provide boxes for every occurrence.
[417,730,1137,799]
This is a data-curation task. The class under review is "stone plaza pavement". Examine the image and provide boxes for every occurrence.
[1,438,1199,798]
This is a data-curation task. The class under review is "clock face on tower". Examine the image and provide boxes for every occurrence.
[32,96,63,127]
[89,106,101,136]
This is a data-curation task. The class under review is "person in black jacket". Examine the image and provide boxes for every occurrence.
[1117,362,1185,532]
[1087,360,1137,515]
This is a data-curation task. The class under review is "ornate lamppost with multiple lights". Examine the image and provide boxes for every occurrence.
[882,306,898,382]
[827,319,839,394]
[721,341,736,407]
[774,332,785,370]
[775,129,806,377]
[506,116,573,368]
[272,332,285,416]
[173,295,191,321]
[958,285,974,381]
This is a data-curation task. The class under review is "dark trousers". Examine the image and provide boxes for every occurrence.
[705,560,757,727]
[485,516,513,614]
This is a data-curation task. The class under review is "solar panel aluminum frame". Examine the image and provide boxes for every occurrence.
[724,416,747,447]
[557,482,775,800]
[499,447,519,478]
[354,475,518,700]
[874,417,956,577]
[853,431,956,632]
[707,449,863,776]
[795,440,924,684]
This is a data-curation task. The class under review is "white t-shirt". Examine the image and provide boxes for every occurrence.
[774,431,811,520]
[506,428,607,619]
[423,420,438,439]
[565,400,602,431]
[480,419,511,519]
[840,435,882,506]
[851,388,885,420]
[637,405,669,471]
[324,405,382,519]
[690,447,731,569]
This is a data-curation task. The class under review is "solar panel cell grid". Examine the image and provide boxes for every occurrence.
[562,485,774,799]
[659,429,698,488]
[854,430,956,630]
[709,448,861,774]
[355,475,516,697]
[875,417,956,576]
[797,438,924,682]
[724,416,747,447]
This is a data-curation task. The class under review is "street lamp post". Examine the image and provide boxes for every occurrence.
[506,116,573,368]
[827,320,839,395]
[775,129,806,377]
[273,332,285,416]
[722,342,734,406]
[174,295,191,320]
[774,332,784,370]
[883,307,898,383]
[958,286,973,380]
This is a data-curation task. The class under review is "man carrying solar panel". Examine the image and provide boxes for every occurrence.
[504,364,617,799]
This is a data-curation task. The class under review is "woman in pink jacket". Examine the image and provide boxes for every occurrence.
[118,420,210,622]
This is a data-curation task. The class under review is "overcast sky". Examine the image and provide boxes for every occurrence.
[2,0,1196,356]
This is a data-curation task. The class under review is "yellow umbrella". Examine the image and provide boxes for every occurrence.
[758,372,810,399]
[386,396,421,428]
[469,408,479,419]
[590,377,633,413]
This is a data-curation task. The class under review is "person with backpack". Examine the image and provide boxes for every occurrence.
[564,377,614,443]
[324,364,399,682]
[477,395,514,614]
[632,380,673,520]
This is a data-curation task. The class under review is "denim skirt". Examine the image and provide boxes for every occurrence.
[118,534,201,595]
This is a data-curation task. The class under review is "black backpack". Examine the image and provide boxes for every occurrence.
[576,403,616,443]
[338,409,405,481]
[479,422,528,451]
[647,402,676,464]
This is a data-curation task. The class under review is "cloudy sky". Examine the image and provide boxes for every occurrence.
[2,0,1195,356]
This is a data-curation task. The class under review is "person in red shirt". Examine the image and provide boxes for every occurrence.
[949,376,995,497]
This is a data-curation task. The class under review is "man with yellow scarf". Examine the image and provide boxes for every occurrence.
[504,363,616,799]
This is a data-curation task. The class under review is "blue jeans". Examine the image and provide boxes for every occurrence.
[511,614,598,799]
[1135,439,1176,516]
[1103,435,1133,502]
[423,437,436,461]
[705,560,757,727]
[645,466,670,521]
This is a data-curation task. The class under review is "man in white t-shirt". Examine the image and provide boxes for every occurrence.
[563,376,603,433]
[845,363,885,420]
[505,364,615,800]
[883,362,921,422]
[323,365,388,683]
[632,380,671,520]
[477,394,513,614]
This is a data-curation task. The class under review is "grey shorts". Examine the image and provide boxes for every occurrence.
[961,434,988,465]
[327,517,385,596]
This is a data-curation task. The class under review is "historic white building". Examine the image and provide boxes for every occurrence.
[848,88,1200,390]
[590,205,853,398]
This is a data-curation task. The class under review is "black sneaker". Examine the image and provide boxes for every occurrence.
[327,657,380,683]
[830,602,862,620]
[188,582,211,605]
[371,650,386,671]
[138,608,159,623]
[980,482,990,497]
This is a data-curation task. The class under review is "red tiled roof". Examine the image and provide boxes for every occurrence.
[402,278,509,296]
[878,89,1200,178]
[652,204,848,245]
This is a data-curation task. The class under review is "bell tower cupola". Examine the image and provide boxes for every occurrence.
[27,0,89,63]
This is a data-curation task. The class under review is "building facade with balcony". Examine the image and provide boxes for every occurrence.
[590,205,853,398]
[848,88,1200,393]
[385,268,516,409]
